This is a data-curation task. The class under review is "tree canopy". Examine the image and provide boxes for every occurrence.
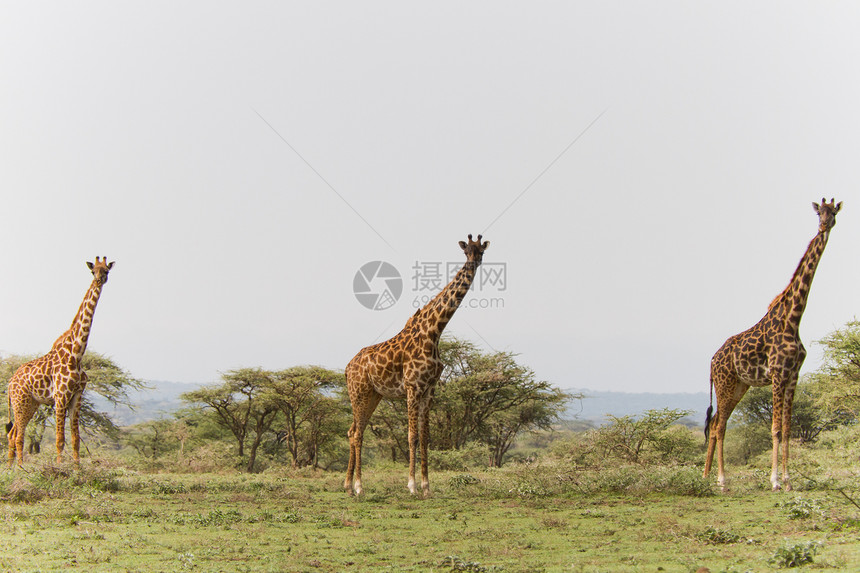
[180,366,345,472]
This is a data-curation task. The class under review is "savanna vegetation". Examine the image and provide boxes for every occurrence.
[2,326,860,572]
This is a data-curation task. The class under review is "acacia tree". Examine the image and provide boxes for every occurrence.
[483,384,571,467]
[125,418,175,459]
[265,366,346,468]
[1,351,145,453]
[181,368,280,472]
[432,342,573,457]
[181,366,347,472]
[804,320,860,424]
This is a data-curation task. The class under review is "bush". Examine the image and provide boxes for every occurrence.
[696,526,744,545]
[769,540,822,568]
[429,443,489,471]
[558,409,701,466]
[723,423,772,467]
[778,496,826,520]
[447,474,480,489]
[548,433,597,466]
[550,463,713,496]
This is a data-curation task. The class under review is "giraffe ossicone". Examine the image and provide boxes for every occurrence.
[704,199,841,491]
[6,257,114,467]
[344,234,489,497]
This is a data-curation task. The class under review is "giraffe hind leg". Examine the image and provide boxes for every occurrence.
[704,364,747,490]
[344,422,356,494]
[54,404,68,464]
[10,397,39,468]
[7,422,17,468]
[345,390,382,496]
[703,405,717,478]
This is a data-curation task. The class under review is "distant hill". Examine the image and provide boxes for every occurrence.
[565,389,710,426]
[91,381,711,428]
[90,380,204,426]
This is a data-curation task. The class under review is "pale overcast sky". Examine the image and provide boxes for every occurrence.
[1,2,858,393]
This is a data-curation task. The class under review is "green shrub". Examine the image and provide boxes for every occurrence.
[430,443,488,471]
[440,555,501,572]
[769,540,821,568]
[696,526,743,545]
[448,474,480,489]
[778,497,826,520]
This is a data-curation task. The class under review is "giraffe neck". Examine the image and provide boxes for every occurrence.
[53,280,104,362]
[418,261,479,340]
[770,230,829,330]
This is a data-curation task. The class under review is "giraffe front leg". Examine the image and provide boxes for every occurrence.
[781,431,793,492]
[770,384,785,492]
[715,413,730,490]
[406,390,420,495]
[69,392,83,465]
[419,402,431,498]
[781,381,798,492]
[406,421,418,496]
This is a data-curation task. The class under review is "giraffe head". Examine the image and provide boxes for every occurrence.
[458,234,490,265]
[812,198,842,233]
[86,257,115,285]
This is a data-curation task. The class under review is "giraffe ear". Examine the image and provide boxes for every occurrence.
[458,241,467,251]
[481,240,490,251]
[86,262,94,271]
[107,261,115,270]
[812,202,820,213]
[835,201,843,213]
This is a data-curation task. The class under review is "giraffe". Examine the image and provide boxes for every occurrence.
[6,257,114,467]
[344,234,489,497]
[704,199,841,491]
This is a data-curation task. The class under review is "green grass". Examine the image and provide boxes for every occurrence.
[1,457,860,572]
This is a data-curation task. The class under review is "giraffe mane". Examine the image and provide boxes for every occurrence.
[767,273,797,312]
[767,232,818,312]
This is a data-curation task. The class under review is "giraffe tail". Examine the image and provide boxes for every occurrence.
[703,376,714,443]
[5,393,12,436]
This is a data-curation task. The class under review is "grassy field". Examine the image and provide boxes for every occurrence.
[1,453,859,573]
